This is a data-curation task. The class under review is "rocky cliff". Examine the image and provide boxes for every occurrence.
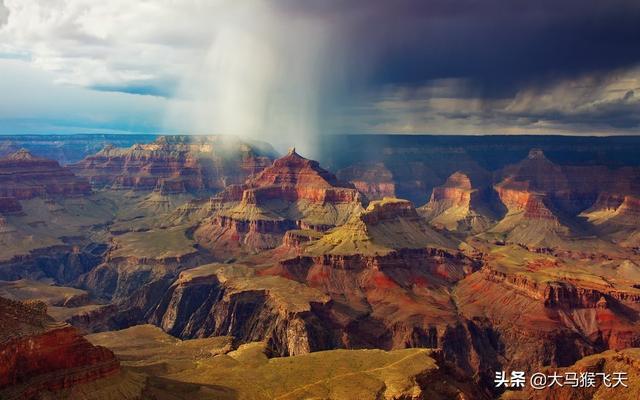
[194,148,364,254]
[71,135,273,194]
[148,263,334,356]
[420,171,499,232]
[0,149,91,203]
[0,296,119,399]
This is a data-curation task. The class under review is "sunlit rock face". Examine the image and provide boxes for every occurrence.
[259,199,481,366]
[71,135,274,194]
[420,171,500,233]
[194,148,364,254]
[0,296,120,397]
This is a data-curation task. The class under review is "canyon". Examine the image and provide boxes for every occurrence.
[2,134,640,399]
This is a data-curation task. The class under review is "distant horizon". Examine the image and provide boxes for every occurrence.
[1,132,640,138]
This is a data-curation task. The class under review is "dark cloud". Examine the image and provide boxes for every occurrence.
[278,0,640,97]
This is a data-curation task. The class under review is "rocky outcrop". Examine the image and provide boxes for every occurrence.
[149,264,335,356]
[0,149,91,203]
[71,135,273,193]
[194,148,364,254]
[87,324,490,400]
[420,171,499,232]
[0,296,119,398]
[454,256,640,380]
[251,198,480,367]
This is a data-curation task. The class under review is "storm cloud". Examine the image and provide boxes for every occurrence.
[0,0,638,139]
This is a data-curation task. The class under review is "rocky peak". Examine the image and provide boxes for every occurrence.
[250,149,352,189]
[442,171,473,189]
[305,197,455,256]
[418,171,496,232]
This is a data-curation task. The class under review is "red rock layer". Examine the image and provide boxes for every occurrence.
[455,264,640,375]
[195,149,363,252]
[239,148,362,204]
[0,149,91,201]
[71,136,272,193]
[0,297,119,396]
[494,186,556,220]
[428,172,473,208]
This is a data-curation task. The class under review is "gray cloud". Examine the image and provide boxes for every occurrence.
[0,1,8,28]
[0,0,639,139]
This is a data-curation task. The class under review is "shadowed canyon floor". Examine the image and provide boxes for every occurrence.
[2,135,640,399]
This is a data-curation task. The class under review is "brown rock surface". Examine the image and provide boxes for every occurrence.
[0,149,91,203]
[71,135,273,193]
[420,171,499,232]
[0,296,119,398]
[194,148,364,254]
[455,243,640,382]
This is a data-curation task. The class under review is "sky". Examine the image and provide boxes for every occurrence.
[0,0,639,149]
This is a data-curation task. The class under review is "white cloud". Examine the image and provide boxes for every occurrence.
[0,0,637,140]
[0,0,224,91]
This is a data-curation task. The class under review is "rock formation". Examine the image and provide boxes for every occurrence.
[258,199,480,363]
[490,149,597,248]
[454,243,640,384]
[71,135,274,193]
[194,148,364,254]
[0,296,119,398]
[0,149,91,203]
[420,171,500,232]
[86,324,489,400]
[149,263,334,356]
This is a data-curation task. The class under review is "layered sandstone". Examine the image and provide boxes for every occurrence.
[71,135,273,193]
[0,296,119,398]
[194,148,364,253]
[149,263,334,356]
[0,149,91,203]
[490,150,583,248]
[581,194,640,247]
[495,149,640,247]
[256,199,482,372]
[420,171,498,232]
[454,244,640,381]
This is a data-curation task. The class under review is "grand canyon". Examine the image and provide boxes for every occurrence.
[0,134,639,399]
[2,1,640,398]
